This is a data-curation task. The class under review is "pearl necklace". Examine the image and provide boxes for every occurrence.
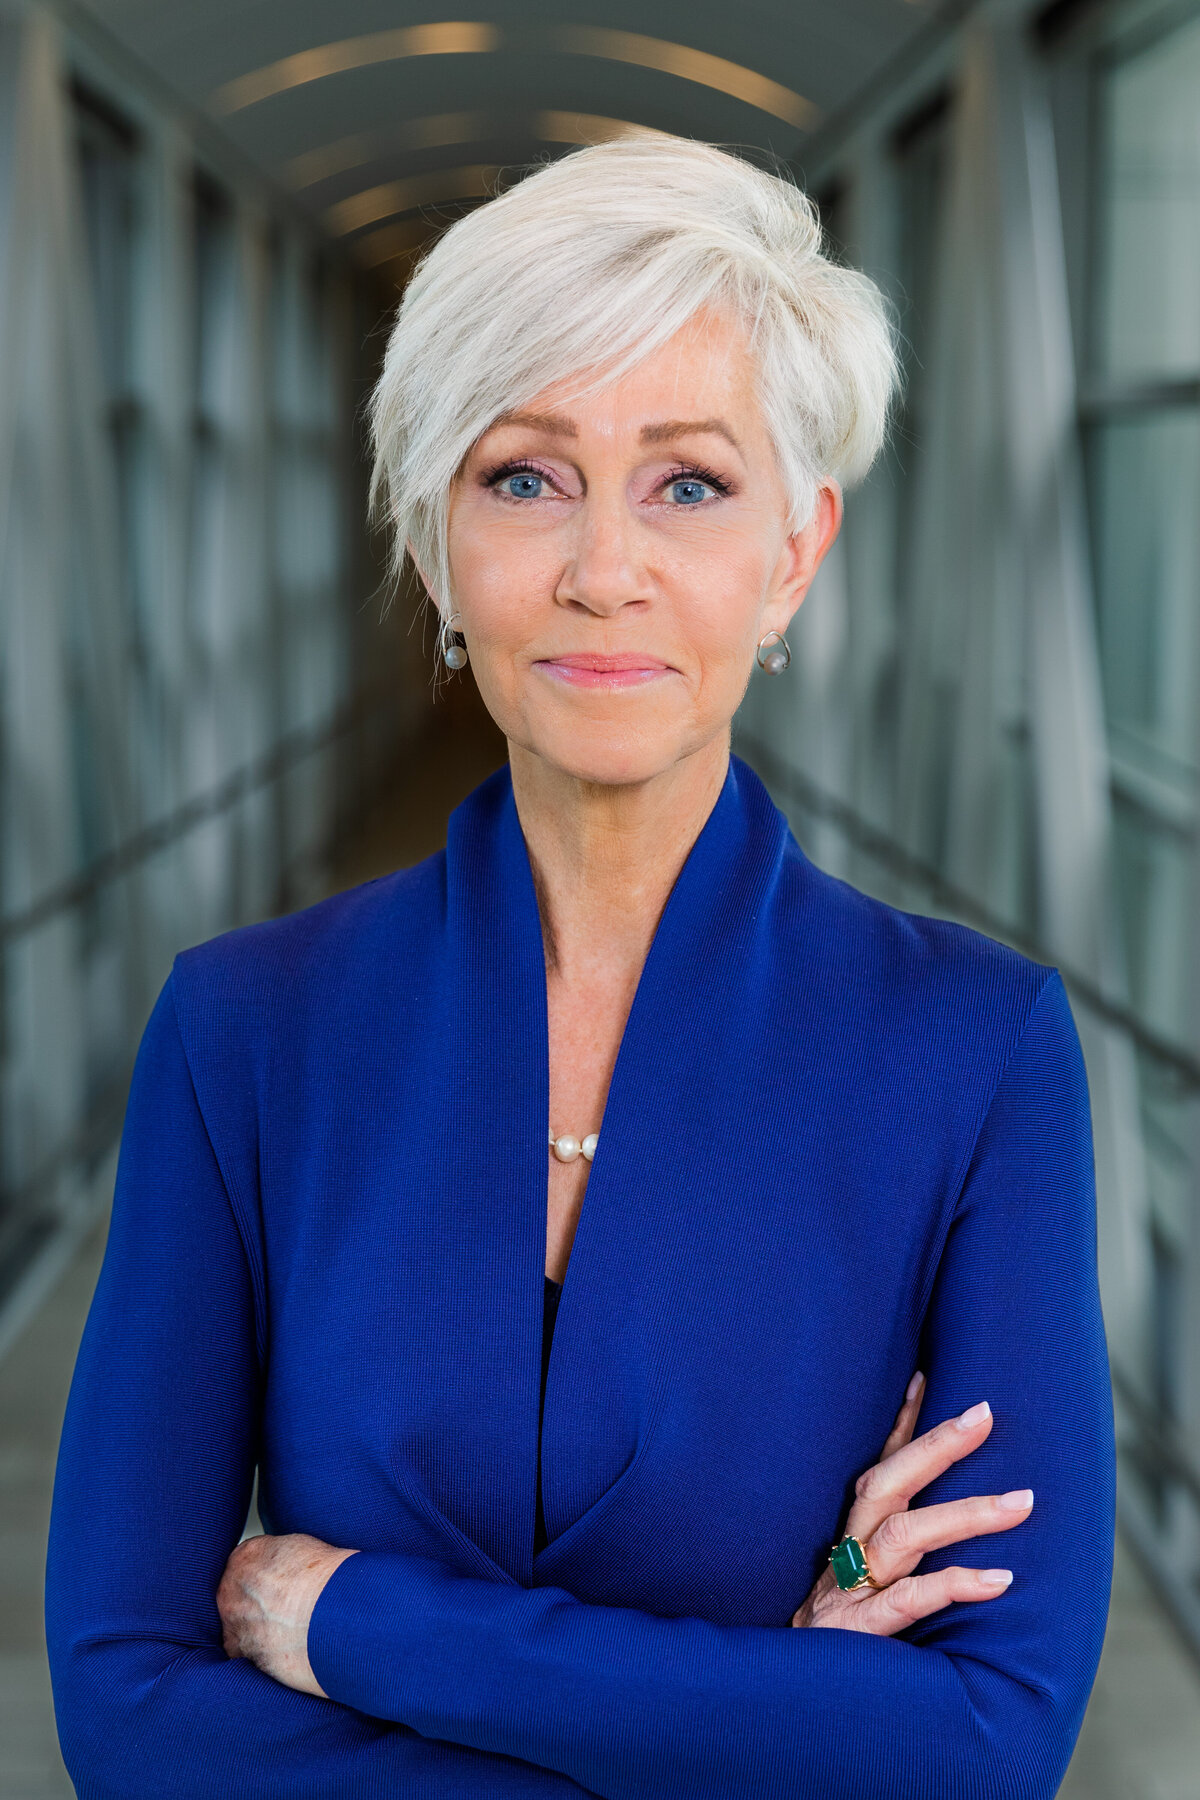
[549,1127,599,1164]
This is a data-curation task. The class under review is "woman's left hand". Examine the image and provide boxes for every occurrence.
[217,1532,357,1696]
[791,1374,1032,1634]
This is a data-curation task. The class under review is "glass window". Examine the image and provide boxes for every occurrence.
[194,172,234,424]
[75,81,139,402]
[188,167,236,728]
[1086,1,1200,1525]
[1111,793,1196,1046]
[891,94,952,627]
[74,82,151,743]
[1096,11,1200,383]
[268,237,347,892]
[72,82,145,1099]
[1087,409,1200,768]
[893,94,951,428]
[1087,7,1200,1016]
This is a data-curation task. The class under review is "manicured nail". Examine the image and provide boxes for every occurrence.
[998,1488,1033,1512]
[956,1401,991,1430]
[906,1371,925,1402]
[981,1569,1013,1587]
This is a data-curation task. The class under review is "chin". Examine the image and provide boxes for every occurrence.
[529,720,706,789]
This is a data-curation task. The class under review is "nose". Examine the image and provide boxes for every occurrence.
[555,491,655,617]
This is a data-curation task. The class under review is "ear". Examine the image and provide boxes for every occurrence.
[762,481,844,637]
[405,538,440,610]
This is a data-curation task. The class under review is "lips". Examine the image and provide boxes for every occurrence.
[534,652,676,688]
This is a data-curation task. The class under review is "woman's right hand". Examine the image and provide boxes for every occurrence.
[791,1373,1034,1634]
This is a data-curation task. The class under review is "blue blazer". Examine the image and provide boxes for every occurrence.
[45,753,1114,1798]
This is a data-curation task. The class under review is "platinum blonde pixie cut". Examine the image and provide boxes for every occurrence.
[369,133,899,617]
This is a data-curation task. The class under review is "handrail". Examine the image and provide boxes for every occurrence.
[0,680,398,948]
[0,678,403,1329]
[1111,1363,1200,1511]
[735,732,1200,1090]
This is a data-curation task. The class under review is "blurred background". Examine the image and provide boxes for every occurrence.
[1,0,1199,1792]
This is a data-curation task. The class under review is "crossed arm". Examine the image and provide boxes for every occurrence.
[218,1387,1026,1687]
[45,972,1115,1800]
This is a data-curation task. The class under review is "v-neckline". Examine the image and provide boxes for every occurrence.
[527,758,754,1288]
[439,750,794,1576]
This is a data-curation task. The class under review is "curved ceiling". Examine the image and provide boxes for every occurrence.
[77,2,934,272]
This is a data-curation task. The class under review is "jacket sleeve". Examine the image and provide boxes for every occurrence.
[43,972,594,1800]
[306,969,1116,1800]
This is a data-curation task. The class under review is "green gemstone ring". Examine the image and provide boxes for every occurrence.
[830,1534,884,1592]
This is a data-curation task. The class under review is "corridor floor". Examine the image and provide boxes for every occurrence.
[4,707,1199,1798]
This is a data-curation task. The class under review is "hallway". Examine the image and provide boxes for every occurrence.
[5,0,1200,1789]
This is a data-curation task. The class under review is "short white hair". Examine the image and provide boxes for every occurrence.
[369,134,899,618]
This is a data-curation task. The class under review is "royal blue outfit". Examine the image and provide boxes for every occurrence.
[45,753,1115,1799]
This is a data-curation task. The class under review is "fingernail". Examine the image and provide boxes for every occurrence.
[998,1488,1033,1512]
[956,1401,991,1430]
[981,1569,1013,1587]
[906,1371,925,1402]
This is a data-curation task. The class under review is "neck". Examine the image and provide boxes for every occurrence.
[508,734,731,981]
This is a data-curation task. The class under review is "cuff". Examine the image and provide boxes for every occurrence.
[307,1547,434,1721]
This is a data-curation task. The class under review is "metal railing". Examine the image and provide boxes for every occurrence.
[735,733,1200,1090]
[1,682,397,949]
[0,678,403,1354]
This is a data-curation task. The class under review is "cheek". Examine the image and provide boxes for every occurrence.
[448,508,561,626]
[663,535,775,662]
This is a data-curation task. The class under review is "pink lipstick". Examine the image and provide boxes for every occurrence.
[534,653,675,689]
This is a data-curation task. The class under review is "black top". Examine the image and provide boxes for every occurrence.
[534,1275,563,1558]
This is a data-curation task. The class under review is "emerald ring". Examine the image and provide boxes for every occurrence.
[830,1534,884,1592]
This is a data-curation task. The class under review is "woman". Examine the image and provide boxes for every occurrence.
[46,136,1113,1798]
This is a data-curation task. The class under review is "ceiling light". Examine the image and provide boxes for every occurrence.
[325,163,500,236]
[214,23,498,114]
[212,23,816,130]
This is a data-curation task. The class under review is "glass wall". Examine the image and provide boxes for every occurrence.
[73,85,144,1119]
[891,92,952,634]
[0,11,378,1340]
[1085,0,1200,1529]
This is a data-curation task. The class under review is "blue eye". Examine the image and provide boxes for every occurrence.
[503,472,544,499]
[669,479,710,505]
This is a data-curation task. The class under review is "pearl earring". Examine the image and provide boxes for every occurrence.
[756,629,791,675]
[440,611,468,670]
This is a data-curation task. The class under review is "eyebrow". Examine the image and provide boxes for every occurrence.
[488,413,743,452]
[491,411,578,437]
[640,418,743,452]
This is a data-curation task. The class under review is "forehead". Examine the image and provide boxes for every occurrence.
[486,310,765,447]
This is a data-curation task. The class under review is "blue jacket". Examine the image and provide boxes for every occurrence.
[45,752,1114,1797]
